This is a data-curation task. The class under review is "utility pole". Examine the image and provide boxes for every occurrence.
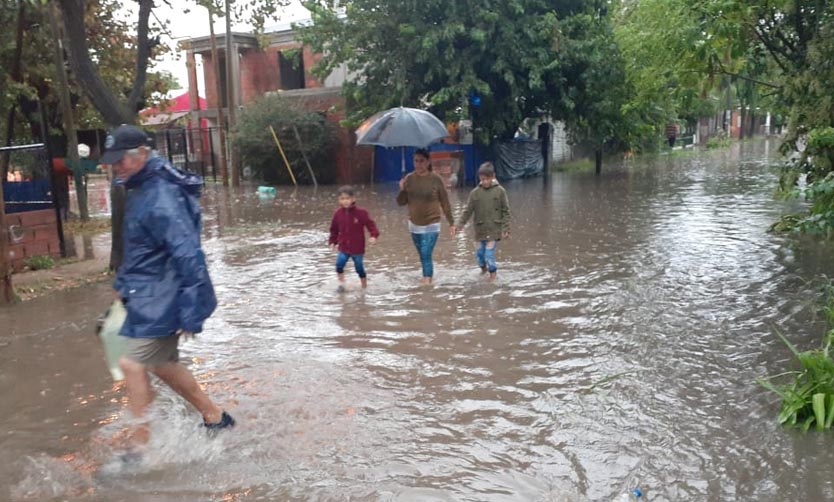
[49,1,88,221]
[224,0,239,187]
[207,6,229,186]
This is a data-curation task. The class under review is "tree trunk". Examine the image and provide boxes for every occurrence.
[55,0,155,266]
[109,184,125,271]
[57,0,154,125]
[595,148,602,175]
[0,176,13,304]
[50,1,88,221]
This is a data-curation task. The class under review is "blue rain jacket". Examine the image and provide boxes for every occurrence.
[114,154,217,338]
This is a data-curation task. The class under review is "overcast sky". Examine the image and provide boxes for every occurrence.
[128,0,311,95]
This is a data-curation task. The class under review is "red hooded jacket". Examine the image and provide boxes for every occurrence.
[329,204,380,255]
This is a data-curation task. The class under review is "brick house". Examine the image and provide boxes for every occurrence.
[182,26,373,184]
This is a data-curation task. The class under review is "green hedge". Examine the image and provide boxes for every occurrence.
[233,94,338,185]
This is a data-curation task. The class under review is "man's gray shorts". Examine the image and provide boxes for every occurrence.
[124,335,180,367]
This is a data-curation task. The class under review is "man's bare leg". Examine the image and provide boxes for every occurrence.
[151,362,223,424]
[119,357,155,445]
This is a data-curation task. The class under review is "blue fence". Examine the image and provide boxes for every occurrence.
[373,143,489,185]
[3,180,53,214]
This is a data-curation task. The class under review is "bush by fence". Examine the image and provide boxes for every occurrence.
[233,94,338,185]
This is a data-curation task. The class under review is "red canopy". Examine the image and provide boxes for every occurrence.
[141,92,205,116]
[140,92,207,128]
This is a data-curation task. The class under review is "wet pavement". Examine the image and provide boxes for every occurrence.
[3,139,834,501]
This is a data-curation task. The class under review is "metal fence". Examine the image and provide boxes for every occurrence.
[148,127,225,182]
[1,143,57,214]
[1,142,65,255]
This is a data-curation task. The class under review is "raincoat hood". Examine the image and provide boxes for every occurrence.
[124,153,203,197]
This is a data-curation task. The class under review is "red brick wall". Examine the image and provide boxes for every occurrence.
[203,54,219,109]
[240,48,281,104]
[5,209,61,273]
[235,45,324,105]
[302,48,323,89]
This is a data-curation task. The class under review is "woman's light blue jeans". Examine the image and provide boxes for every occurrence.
[410,232,439,278]
[476,240,498,273]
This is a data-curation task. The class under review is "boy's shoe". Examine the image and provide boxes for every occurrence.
[480,266,488,274]
[204,411,236,435]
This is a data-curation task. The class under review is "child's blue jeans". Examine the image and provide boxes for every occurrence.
[476,240,498,273]
[336,252,366,278]
[410,231,439,278]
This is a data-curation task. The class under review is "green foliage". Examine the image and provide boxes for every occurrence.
[761,284,834,431]
[768,214,802,234]
[706,136,732,149]
[24,255,54,271]
[299,0,591,142]
[0,0,175,142]
[554,10,634,154]
[760,326,834,432]
[233,94,337,185]
[773,127,834,238]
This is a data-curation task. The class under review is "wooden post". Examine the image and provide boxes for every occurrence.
[292,125,317,187]
[269,126,297,186]
[207,7,229,186]
[0,157,12,304]
[224,0,239,187]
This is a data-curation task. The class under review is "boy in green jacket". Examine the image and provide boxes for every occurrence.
[450,162,511,279]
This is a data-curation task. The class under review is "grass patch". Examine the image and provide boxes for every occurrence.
[64,217,111,236]
[759,284,834,431]
[24,255,55,271]
[706,136,732,149]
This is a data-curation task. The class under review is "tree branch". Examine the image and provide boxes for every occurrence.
[127,0,153,113]
[56,0,153,126]
[752,26,791,75]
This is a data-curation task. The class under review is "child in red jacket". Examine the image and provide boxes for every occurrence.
[329,185,380,289]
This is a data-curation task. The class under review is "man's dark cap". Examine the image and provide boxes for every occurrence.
[100,125,149,164]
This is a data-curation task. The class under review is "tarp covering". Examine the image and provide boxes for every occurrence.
[3,180,52,213]
[494,139,544,181]
[373,143,489,185]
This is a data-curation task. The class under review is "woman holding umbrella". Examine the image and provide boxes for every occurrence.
[396,148,454,285]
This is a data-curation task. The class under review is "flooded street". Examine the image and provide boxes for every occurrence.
[4,139,834,501]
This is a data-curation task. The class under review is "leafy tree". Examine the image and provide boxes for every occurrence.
[299,0,595,142]
[0,0,175,143]
[553,7,633,173]
[233,94,337,184]
[57,0,165,126]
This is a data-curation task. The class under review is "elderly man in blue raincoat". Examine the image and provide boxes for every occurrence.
[102,125,234,444]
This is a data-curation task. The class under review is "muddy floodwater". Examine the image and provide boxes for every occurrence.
[4,139,834,501]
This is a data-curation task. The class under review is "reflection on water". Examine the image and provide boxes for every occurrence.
[3,139,834,501]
